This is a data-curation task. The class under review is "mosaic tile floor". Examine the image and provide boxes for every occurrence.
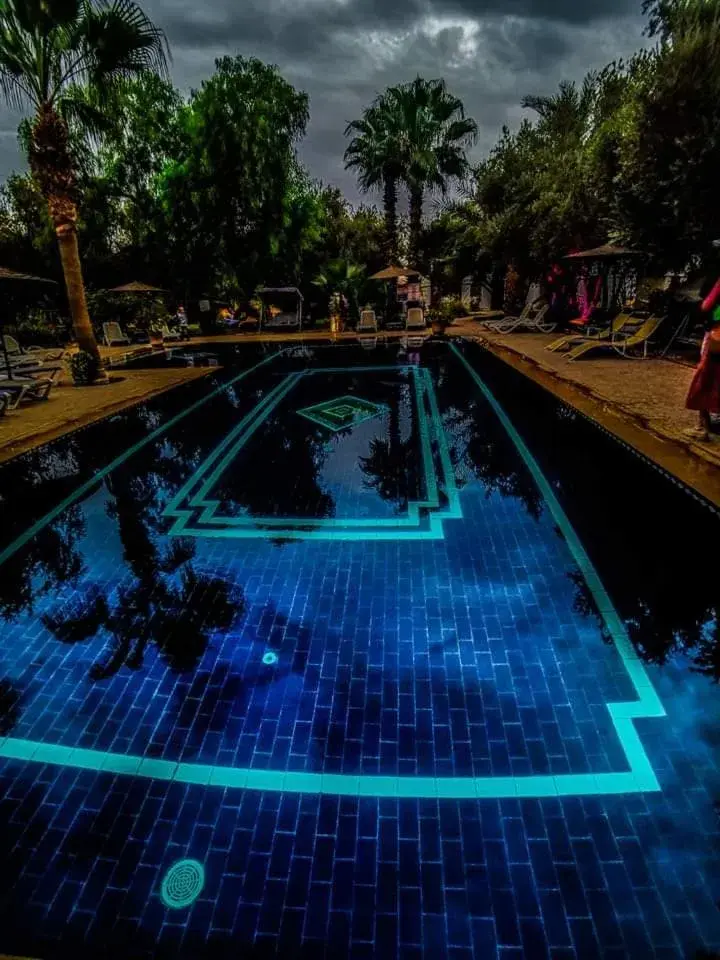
[0,340,718,959]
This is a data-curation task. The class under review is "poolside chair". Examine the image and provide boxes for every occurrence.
[481,300,535,330]
[0,391,9,417]
[406,307,426,331]
[546,311,636,352]
[566,315,663,361]
[2,334,64,363]
[496,302,554,334]
[0,373,54,404]
[103,322,131,347]
[357,309,378,333]
[160,323,181,342]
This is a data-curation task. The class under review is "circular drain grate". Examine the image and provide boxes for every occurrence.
[160,859,205,909]
[262,651,279,665]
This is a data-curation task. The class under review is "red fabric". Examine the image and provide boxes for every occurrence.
[686,333,720,412]
[701,277,720,313]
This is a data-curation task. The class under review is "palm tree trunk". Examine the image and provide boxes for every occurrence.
[409,182,424,267]
[383,176,398,263]
[54,215,99,360]
[29,104,100,364]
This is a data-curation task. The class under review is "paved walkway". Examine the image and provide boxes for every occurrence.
[465,323,720,508]
[0,365,211,465]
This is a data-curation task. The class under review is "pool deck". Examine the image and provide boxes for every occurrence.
[2,324,720,511]
[0,364,212,465]
[467,324,720,509]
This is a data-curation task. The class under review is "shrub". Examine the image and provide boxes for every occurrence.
[68,350,100,385]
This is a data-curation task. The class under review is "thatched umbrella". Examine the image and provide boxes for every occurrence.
[108,281,168,293]
[369,265,422,323]
[369,265,420,280]
[0,267,58,379]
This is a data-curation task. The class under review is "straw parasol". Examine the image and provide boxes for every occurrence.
[369,265,420,280]
[108,280,168,293]
[0,266,58,379]
[563,244,641,260]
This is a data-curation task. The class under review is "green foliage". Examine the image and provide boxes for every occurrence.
[346,77,477,266]
[68,349,100,385]
[158,56,309,300]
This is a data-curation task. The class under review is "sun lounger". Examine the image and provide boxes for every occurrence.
[547,312,635,352]
[406,307,426,331]
[481,301,534,330]
[160,324,181,342]
[0,374,54,404]
[3,334,64,362]
[357,309,378,333]
[103,322,131,347]
[566,315,663,361]
[496,302,554,333]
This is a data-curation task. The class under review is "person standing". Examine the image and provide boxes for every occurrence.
[173,305,190,340]
[685,276,720,441]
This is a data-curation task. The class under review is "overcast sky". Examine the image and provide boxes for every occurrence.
[0,0,650,205]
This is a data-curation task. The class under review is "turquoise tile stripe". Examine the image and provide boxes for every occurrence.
[0,342,666,798]
[164,364,463,541]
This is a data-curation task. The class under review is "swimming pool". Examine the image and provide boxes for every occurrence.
[0,338,718,958]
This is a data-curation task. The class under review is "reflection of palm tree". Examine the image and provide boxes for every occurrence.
[216,409,335,520]
[0,505,86,621]
[42,448,245,679]
[359,396,413,509]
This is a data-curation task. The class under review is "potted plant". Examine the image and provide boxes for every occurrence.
[428,300,454,336]
[67,349,101,385]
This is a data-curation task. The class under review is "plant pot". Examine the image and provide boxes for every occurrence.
[149,333,163,347]
[431,320,447,336]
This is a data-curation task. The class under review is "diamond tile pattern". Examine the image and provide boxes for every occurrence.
[297,394,386,431]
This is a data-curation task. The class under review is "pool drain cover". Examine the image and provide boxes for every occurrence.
[160,859,205,909]
[262,651,279,665]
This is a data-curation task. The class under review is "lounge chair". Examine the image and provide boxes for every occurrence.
[357,309,378,333]
[160,324,181,342]
[0,374,54,404]
[3,334,64,363]
[566,315,663,361]
[547,312,636,352]
[406,307,426,331]
[495,302,554,333]
[481,300,534,330]
[103,322,131,347]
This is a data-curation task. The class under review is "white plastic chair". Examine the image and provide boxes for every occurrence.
[357,309,377,333]
[406,307,426,330]
[103,322,131,347]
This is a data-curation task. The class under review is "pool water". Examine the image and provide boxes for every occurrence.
[0,339,718,958]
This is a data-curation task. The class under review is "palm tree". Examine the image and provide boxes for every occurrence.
[344,104,403,263]
[313,257,365,325]
[0,0,168,362]
[384,77,478,264]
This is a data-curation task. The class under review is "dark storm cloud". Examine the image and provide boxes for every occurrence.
[0,0,649,202]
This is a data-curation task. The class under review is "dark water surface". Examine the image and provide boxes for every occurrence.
[0,338,718,959]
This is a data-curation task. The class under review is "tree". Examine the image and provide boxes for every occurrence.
[345,103,404,263]
[0,0,168,361]
[613,1,720,269]
[383,77,477,265]
[313,258,365,324]
[158,56,309,303]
